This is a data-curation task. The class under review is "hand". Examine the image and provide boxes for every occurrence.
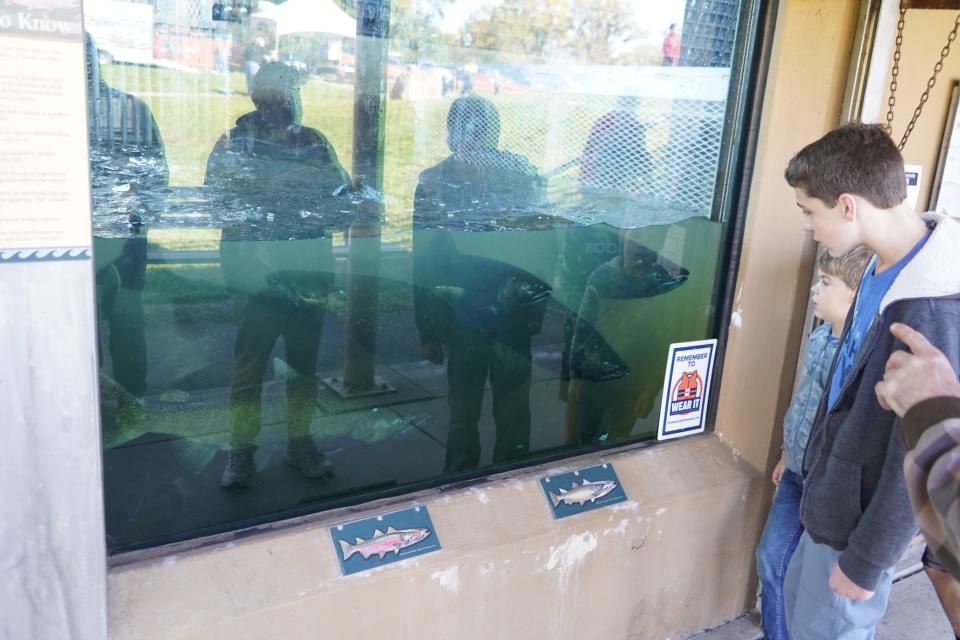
[874,323,960,417]
[828,562,874,600]
[420,342,444,364]
[771,458,786,486]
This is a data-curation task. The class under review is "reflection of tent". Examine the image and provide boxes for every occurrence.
[251,0,356,38]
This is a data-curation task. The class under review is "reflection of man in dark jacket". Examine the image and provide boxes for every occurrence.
[87,33,168,402]
[204,62,350,489]
[413,95,548,473]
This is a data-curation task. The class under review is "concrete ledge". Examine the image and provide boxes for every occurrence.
[109,434,764,640]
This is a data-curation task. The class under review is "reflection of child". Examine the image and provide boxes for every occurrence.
[755,246,871,640]
[570,225,688,443]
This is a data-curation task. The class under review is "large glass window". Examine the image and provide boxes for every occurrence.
[87,0,754,551]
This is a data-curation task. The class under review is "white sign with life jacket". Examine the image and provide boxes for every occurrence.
[657,339,717,441]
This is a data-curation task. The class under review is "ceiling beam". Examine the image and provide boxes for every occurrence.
[903,0,960,9]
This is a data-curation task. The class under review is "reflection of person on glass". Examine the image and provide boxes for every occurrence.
[204,62,350,489]
[413,95,548,473]
[662,23,681,66]
[570,226,688,443]
[555,96,649,444]
[86,33,168,406]
[243,36,268,95]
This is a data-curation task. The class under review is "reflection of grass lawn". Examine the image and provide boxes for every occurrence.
[101,65,448,248]
[99,63,607,251]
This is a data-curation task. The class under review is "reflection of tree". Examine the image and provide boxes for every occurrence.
[462,0,640,65]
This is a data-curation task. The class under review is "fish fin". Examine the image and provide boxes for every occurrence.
[386,527,397,534]
[378,551,386,560]
[372,529,384,538]
[558,487,568,494]
[393,547,400,555]
[360,549,373,560]
[339,539,355,561]
[579,499,588,506]
[581,478,592,485]
[355,537,364,544]
[590,498,597,502]
[550,492,560,508]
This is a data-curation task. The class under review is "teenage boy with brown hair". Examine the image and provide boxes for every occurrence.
[782,123,960,639]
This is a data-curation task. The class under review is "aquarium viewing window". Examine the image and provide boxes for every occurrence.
[84,0,760,552]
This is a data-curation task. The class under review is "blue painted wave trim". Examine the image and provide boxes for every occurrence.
[0,248,92,263]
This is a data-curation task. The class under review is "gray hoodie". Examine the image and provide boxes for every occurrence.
[800,213,960,591]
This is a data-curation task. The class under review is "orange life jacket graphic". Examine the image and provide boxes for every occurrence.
[672,370,703,402]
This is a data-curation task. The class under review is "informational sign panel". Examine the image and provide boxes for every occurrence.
[657,339,717,440]
[540,463,627,519]
[0,0,92,262]
[331,506,441,576]
[904,165,922,211]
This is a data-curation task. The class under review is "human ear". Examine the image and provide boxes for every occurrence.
[836,193,858,221]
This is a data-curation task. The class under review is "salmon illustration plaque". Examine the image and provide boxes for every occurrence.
[540,463,627,519]
[657,339,717,441]
[331,506,441,576]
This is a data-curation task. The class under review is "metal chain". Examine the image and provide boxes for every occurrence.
[886,3,960,151]
[898,12,960,150]
[884,5,906,137]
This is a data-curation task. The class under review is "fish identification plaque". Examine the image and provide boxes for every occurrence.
[540,463,627,519]
[331,505,441,576]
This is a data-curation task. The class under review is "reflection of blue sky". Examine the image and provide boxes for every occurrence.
[439,0,687,46]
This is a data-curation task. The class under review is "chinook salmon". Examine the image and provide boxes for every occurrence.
[338,526,432,561]
[549,479,617,508]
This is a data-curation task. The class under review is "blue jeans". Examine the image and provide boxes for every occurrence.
[757,468,805,640]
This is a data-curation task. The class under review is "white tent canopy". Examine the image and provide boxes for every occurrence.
[252,0,356,39]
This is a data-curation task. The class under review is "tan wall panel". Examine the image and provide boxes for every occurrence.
[882,9,960,211]
[715,0,860,474]
[109,437,762,640]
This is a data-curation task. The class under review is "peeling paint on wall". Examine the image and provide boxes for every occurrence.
[731,286,745,328]
[544,532,598,576]
[603,519,629,537]
[470,488,491,505]
[430,566,460,593]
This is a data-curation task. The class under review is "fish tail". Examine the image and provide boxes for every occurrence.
[339,539,355,560]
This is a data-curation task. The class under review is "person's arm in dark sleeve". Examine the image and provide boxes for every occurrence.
[841,302,960,590]
[412,180,444,349]
[203,135,231,188]
[838,415,918,590]
[145,111,169,187]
